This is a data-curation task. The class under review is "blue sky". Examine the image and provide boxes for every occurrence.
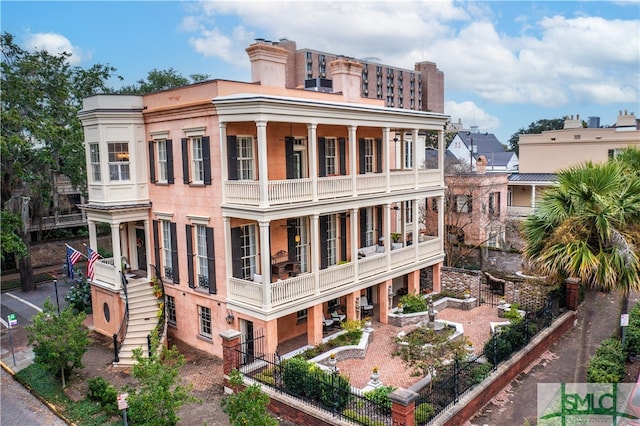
[3,1,639,144]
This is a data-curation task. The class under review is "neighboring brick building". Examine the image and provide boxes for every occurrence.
[78,40,449,362]
[276,38,445,113]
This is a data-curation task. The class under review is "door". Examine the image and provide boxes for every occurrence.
[240,319,254,364]
[135,228,147,272]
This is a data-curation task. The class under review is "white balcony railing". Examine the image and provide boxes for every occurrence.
[227,236,443,310]
[224,169,442,207]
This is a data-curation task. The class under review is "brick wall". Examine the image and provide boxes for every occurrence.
[24,235,112,272]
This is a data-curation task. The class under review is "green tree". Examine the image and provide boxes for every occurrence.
[26,298,90,388]
[522,148,640,294]
[117,68,210,95]
[1,32,116,290]
[125,335,199,426]
[221,369,278,426]
[507,118,566,155]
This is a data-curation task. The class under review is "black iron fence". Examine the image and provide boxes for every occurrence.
[414,299,556,425]
[233,336,392,426]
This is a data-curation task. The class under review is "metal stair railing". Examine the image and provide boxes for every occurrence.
[113,271,129,363]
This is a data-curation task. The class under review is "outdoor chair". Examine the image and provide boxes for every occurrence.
[360,296,373,316]
[331,311,346,323]
[322,314,335,332]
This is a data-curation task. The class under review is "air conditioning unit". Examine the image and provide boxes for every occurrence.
[304,78,333,93]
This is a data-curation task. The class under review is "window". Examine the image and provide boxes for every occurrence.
[240,225,257,280]
[489,192,501,216]
[365,207,375,247]
[404,138,413,169]
[182,135,211,185]
[456,195,473,213]
[432,198,438,211]
[157,140,168,182]
[149,138,174,185]
[186,222,215,293]
[237,136,254,180]
[325,138,336,175]
[162,220,173,279]
[89,143,101,182]
[327,214,337,267]
[364,139,374,173]
[198,305,211,339]
[166,295,176,326]
[405,200,413,224]
[191,136,204,183]
[195,225,209,289]
[108,142,130,181]
[296,309,308,323]
[294,218,309,273]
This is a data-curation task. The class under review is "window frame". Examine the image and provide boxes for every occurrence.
[107,142,130,181]
[195,224,209,289]
[157,139,168,183]
[190,136,204,183]
[364,138,374,173]
[456,194,473,213]
[89,143,101,182]
[327,214,337,266]
[161,220,173,279]
[240,224,257,280]
[236,136,255,180]
[166,295,177,326]
[325,137,337,175]
[198,305,212,339]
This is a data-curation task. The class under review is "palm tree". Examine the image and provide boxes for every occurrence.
[522,148,640,295]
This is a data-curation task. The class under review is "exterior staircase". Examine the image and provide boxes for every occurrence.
[113,278,159,368]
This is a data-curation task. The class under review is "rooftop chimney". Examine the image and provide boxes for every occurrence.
[328,58,363,103]
[246,41,289,88]
[563,114,582,129]
[615,110,637,131]
[476,155,487,174]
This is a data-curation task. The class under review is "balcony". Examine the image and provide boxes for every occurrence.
[223,170,441,207]
[227,236,441,311]
[507,205,532,218]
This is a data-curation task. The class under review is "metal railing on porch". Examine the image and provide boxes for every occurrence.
[112,272,129,363]
[148,264,167,357]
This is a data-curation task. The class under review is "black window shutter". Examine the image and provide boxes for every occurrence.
[359,209,366,247]
[206,227,216,294]
[287,219,297,258]
[181,138,190,184]
[148,141,156,184]
[227,136,238,181]
[319,216,328,269]
[170,222,179,284]
[338,137,346,175]
[376,206,383,241]
[202,136,211,185]
[468,196,473,213]
[185,224,194,288]
[359,138,366,174]
[166,140,174,184]
[340,213,347,262]
[318,137,326,177]
[285,136,295,179]
[231,227,243,278]
[152,220,160,272]
[376,138,382,173]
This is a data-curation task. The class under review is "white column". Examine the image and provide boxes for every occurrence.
[349,125,358,196]
[256,120,269,208]
[438,130,445,184]
[307,123,318,201]
[412,129,419,188]
[412,197,419,258]
[350,207,358,276]
[111,223,122,289]
[143,219,151,279]
[88,220,97,252]
[311,213,320,294]
[223,216,232,290]
[219,123,228,202]
[531,185,537,208]
[383,128,391,192]
[384,202,391,266]
[259,221,271,308]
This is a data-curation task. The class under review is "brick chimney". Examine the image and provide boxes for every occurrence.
[328,58,363,103]
[563,114,582,129]
[476,155,487,174]
[246,41,288,88]
[615,109,637,131]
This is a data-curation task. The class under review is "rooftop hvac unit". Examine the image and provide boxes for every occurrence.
[304,78,333,93]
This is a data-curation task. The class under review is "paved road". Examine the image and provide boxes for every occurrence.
[1,368,67,426]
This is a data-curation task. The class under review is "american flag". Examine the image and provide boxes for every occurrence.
[87,247,101,281]
[66,244,84,279]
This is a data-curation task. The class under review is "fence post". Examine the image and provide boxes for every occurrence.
[389,388,418,426]
[220,329,243,393]
[565,277,580,311]
[113,334,119,363]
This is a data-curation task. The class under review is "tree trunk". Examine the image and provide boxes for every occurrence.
[19,254,35,292]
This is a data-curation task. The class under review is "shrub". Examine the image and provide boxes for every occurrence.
[221,370,278,426]
[364,385,395,414]
[470,363,493,384]
[399,292,428,314]
[342,409,386,426]
[87,376,118,414]
[64,276,92,314]
[625,303,640,357]
[415,402,435,424]
[587,338,625,383]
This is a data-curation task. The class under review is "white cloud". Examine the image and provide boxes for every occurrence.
[182,1,639,107]
[445,101,500,133]
[24,32,89,65]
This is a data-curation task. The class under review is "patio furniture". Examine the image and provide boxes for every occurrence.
[271,250,301,279]
[331,311,346,323]
[322,314,335,332]
[360,296,373,316]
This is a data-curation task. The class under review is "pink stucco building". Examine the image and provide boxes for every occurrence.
[79,41,449,364]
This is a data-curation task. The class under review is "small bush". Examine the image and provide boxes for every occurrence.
[415,402,435,424]
[587,338,625,383]
[364,385,395,414]
[87,376,118,414]
[342,409,386,426]
[470,363,493,384]
[399,292,428,314]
